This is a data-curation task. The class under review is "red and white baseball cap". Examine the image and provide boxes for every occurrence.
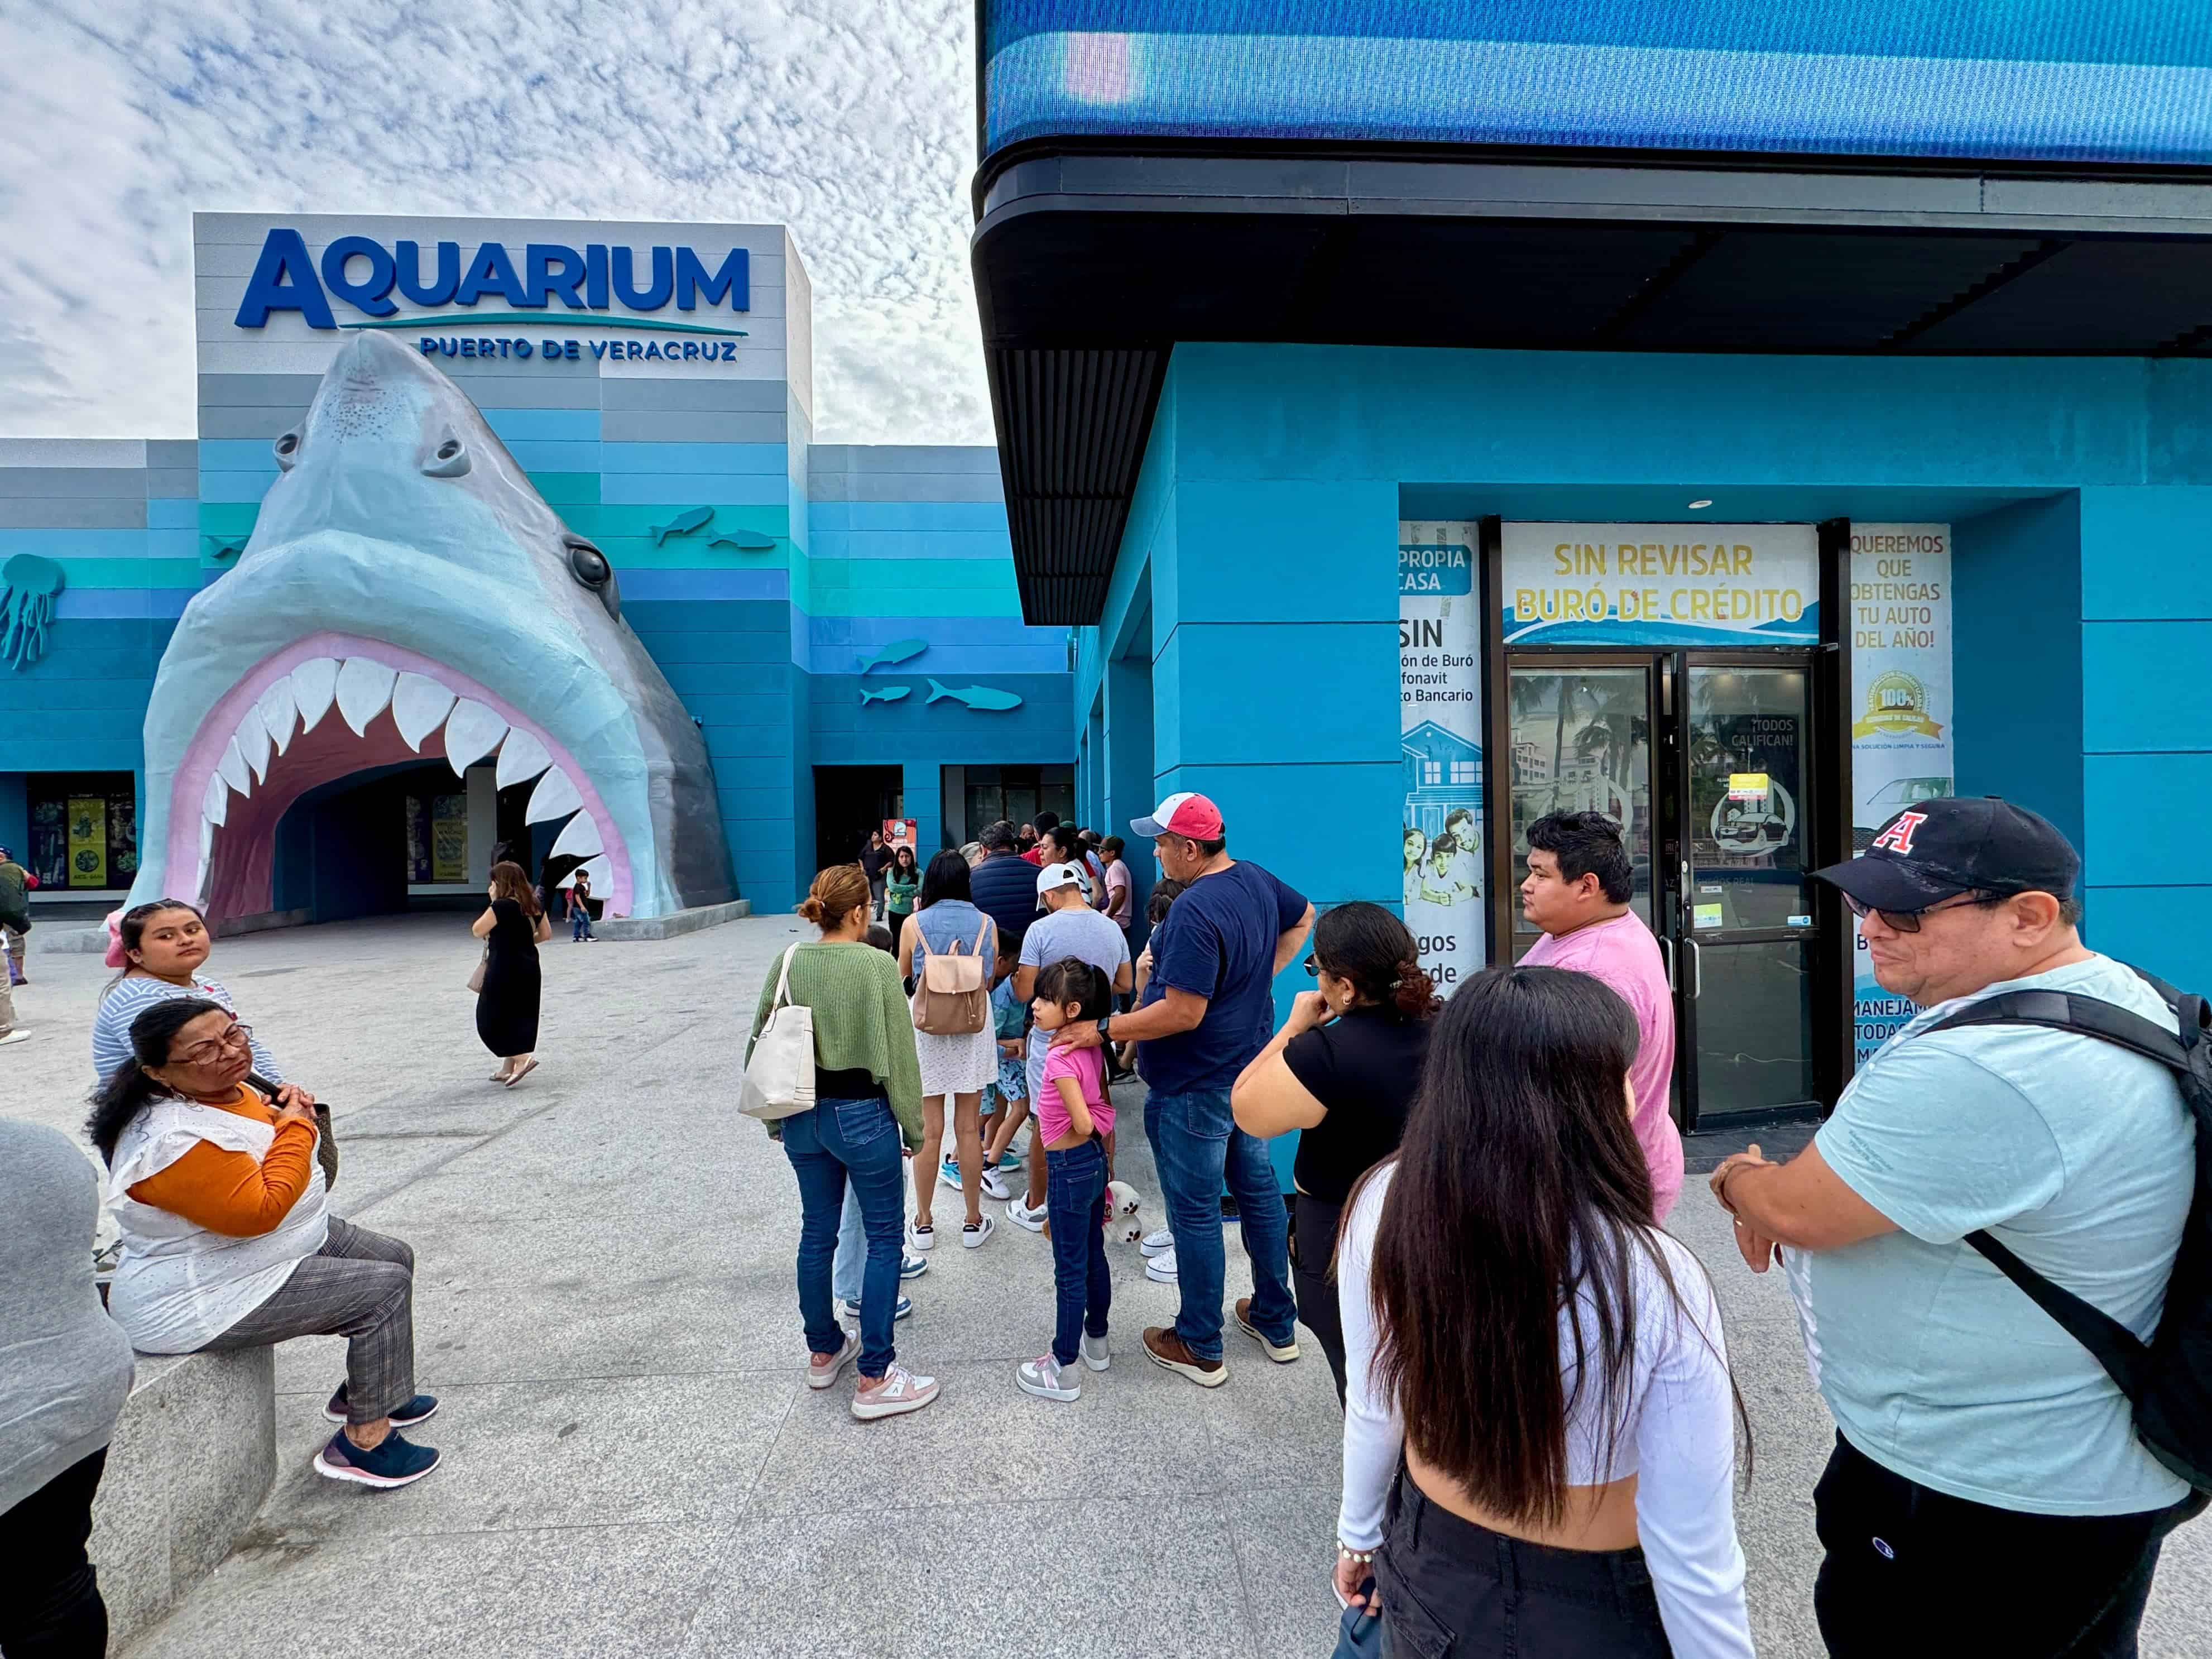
[1131,792,1224,841]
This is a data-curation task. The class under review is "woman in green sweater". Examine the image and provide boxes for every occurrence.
[884,843,920,924]
[748,863,938,1421]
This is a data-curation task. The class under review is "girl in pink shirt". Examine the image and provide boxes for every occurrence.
[1017,960,1116,1402]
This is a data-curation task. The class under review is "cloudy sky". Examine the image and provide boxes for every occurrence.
[0,1,992,442]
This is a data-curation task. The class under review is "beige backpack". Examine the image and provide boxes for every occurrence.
[912,914,992,1035]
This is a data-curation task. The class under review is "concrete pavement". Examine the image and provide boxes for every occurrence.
[4,912,2204,1656]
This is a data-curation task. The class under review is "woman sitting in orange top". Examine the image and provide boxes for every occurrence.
[88,998,442,1490]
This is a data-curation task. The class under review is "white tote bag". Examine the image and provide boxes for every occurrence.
[739,946,817,1121]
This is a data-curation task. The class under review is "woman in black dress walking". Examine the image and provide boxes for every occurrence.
[473,861,550,1086]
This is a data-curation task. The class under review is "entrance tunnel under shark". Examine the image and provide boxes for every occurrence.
[131,332,733,922]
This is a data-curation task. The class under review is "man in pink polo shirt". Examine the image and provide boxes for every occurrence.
[1518,811,1682,1220]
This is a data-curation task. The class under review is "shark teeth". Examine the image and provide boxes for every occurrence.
[550,810,603,860]
[391,673,455,751]
[526,766,583,824]
[335,658,399,736]
[191,647,621,910]
[290,658,339,733]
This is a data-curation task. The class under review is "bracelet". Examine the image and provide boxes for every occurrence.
[1715,1160,1747,1215]
[1336,1543,1374,1565]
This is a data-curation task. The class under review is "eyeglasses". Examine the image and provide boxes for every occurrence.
[174,1022,253,1066]
[1304,956,1338,978]
[1842,892,2002,934]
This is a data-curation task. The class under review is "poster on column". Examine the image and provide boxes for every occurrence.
[1398,522,1486,993]
[1849,524,1954,1064]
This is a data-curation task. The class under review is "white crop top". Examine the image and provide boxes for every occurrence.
[1337,1164,1754,1658]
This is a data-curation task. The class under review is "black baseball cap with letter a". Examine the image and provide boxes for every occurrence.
[1812,796,2081,914]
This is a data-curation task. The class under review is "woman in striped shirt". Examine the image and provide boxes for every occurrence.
[92,900,289,1099]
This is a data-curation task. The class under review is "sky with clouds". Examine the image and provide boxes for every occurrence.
[0,2,993,442]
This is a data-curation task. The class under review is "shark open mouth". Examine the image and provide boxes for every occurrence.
[172,630,629,919]
[131,330,732,925]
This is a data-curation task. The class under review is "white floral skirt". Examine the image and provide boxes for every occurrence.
[914,1019,997,1097]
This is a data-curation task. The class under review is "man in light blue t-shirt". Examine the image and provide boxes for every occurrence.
[1710,797,2199,1659]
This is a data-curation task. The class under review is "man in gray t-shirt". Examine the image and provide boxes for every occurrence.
[1006,862,1131,1226]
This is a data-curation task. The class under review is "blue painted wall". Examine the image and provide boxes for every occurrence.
[1078,343,2212,1001]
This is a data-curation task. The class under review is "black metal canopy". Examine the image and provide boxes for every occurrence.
[972,144,2212,623]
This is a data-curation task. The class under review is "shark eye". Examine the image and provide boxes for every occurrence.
[565,536,621,620]
[423,434,471,478]
[273,430,301,471]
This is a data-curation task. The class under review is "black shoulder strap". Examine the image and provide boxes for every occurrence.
[1922,982,2194,1405]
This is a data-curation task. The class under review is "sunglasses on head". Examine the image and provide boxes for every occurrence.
[1842,890,2004,934]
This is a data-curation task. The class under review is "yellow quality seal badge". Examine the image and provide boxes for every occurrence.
[1852,669,1943,739]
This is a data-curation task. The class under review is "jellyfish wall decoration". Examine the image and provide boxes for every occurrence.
[1,554,64,671]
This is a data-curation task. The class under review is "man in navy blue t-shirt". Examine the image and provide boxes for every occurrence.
[1052,792,1312,1385]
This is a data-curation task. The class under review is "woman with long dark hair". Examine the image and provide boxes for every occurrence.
[1231,902,1436,1402]
[748,864,938,1420]
[884,843,921,925]
[89,998,439,1489]
[896,850,999,1250]
[1335,966,1751,1657]
[473,860,551,1086]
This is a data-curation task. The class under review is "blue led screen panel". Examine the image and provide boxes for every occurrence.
[981,3,2212,169]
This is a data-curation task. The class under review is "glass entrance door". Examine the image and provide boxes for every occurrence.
[1677,659,1824,1120]
[1500,651,1832,1129]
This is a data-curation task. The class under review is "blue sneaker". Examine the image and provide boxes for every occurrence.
[899,1253,929,1280]
[323,1384,438,1427]
[996,1147,1023,1172]
[938,1157,963,1191]
[836,1294,914,1322]
[313,1428,440,1489]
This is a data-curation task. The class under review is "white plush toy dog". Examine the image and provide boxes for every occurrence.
[1104,1179,1145,1244]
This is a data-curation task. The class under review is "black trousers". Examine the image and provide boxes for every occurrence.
[1813,1432,2205,1659]
[1375,1466,1670,1658]
[1291,1192,1350,1407]
[0,1447,109,1659]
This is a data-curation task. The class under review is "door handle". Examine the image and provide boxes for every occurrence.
[1657,934,1676,991]
[1683,938,1702,1000]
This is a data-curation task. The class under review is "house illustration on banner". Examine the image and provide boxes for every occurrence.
[1402,720,1484,837]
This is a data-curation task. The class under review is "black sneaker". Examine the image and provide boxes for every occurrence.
[323,1384,439,1427]
[313,1428,441,1489]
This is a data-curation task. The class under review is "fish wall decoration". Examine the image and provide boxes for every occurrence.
[650,507,714,544]
[1,553,64,671]
[925,679,1023,712]
[709,530,778,552]
[858,638,927,673]
[859,685,912,705]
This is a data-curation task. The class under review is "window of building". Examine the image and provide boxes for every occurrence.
[26,773,138,891]
[962,765,1074,839]
[1422,761,1442,785]
[1450,760,1479,784]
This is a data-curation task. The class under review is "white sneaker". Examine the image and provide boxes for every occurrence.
[1079,1331,1111,1373]
[980,1167,1013,1201]
[1146,1248,1179,1283]
[1140,1228,1174,1257]
[962,1215,995,1249]
[1016,1353,1080,1401]
[1006,1197,1047,1233]
[0,1029,28,1046]
[852,1363,941,1420]
[909,1222,936,1253]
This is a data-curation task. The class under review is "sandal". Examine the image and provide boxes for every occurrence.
[503,1058,539,1088]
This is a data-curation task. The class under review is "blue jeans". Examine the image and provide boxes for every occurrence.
[782,1096,905,1378]
[571,909,593,940]
[1145,1086,1296,1361]
[1044,1138,1111,1366]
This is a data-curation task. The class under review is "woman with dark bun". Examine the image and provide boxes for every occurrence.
[1230,901,1437,1403]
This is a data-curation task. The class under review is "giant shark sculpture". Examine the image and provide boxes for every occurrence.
[132,332,733,922]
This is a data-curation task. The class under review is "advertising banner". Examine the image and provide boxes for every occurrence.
[1500,522,1820,648]
[1398,522,1486,994]
[882,818,919,856]
[430,795,469,883]
[1848,523,1954,1062]
[66,797,107,888]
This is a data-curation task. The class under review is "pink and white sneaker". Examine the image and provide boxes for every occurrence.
[851,1363,941,1421]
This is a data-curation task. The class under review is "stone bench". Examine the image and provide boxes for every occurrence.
[89,1346,275,1652]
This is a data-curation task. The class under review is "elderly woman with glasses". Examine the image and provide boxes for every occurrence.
[85,998,441,1490]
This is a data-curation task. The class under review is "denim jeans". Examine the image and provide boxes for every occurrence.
[829,1175,906,1306]
[571,909,593,940]
[783,1096,905,1378]
[1145,1086,1296,1361]
[1044,1138,1111,1366]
